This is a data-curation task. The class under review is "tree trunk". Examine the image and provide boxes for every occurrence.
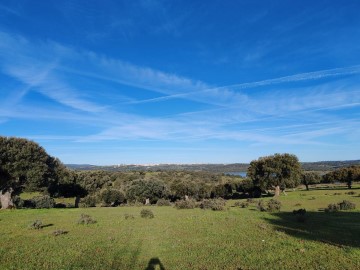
[305,184,309,191]
[75,196,80,208]
[184,195,189,201]
[347,182,352,189]
[145,198,150,205]
[274,185,281,197]
[0,189,14,209]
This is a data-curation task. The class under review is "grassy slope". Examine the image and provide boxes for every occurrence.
[1,185,360,270]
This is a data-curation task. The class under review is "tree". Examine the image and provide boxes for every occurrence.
[247,153,302,196]
[100,188,125,206]
[322,165,360,189]
[0,137,66,209]
[126,179,168,204]
[301,172,321,190]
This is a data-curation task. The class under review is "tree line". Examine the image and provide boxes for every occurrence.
[1,137,359,209]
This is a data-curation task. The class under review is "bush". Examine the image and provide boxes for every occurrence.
[345,191,356,195]
[52,229,68,236]
[78,214,97,224]
[325,203,340,213]
[140,209,154,218]
[246,198,255,203]
[80,195,97,208]
[54,203,67,208]
[199,198,226,211]
[100,189,125,207]
[174,199,197,209]
[29,220,43,230]
[257,200,266,212]
[13,195,24,208]
[267,199,282,212]
[257,199,281,212]
[234,201,249,208]
[338,200,356,210]
[124,213,135,220]
[31,195,55,209]
[156,199,172,206]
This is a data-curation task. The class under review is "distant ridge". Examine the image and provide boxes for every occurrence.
[66,160,360,173]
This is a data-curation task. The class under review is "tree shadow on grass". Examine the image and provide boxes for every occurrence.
[145,257,165,270]
[263,211,360,248]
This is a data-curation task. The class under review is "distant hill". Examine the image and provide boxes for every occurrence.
[66,160,360,173]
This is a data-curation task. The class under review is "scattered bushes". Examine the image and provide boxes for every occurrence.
[199,198,226,211]
[78,214,97,224]
[345,191,356,195]
[29,220,43,230]
[140,209,154,219]
[257,199,282,212]
[174,199,197,209]
[156,199,172,206]
[325,200,356,213]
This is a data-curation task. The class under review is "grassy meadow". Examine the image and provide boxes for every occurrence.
[1,184,360,270]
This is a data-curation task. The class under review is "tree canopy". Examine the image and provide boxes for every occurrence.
[247,153,302,196]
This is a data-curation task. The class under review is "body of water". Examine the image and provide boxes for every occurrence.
[226,172,247,177]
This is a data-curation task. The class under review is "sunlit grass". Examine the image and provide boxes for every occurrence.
[1,184,359,270]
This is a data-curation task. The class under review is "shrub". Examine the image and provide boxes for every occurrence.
[199,198,226,211]
[338,200,356,210]
[234,201,249,208]
[124,214,135,220]
[31,195,55,209]
[257,199,282,212]
[100,189,125,207]
[345,191,356,195]
[156,199,172,206]
[246,198,255,203]
[325,203,340,213]
[174,199,197,209]
[13,195,24,208]
[257,200,266,211]
[52,229,68,236]
[140,209,154,219]
[267,199,282,212]
[78,214,97,224]
[29,220,43,230]
[80,195,97,208]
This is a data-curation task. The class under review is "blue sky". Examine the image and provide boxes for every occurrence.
[1,0,360,164]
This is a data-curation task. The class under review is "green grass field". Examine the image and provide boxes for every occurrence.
[1,185,360,270]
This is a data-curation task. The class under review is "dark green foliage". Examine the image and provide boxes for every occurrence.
[338,200,356,210]
[199,198,226,211]
[29,220,43,230]
[100,189,125,206]
[248,153,302,195]
[174,199,197,209]
[301,172,321,190]
[322,165,360,188]
[156,198,172,206]
[13,195,24,208]
[140,209,154,219]
[31,195,55,209]
[78,214,97,224]
[80,195,97,207]
[126,179,168,204]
